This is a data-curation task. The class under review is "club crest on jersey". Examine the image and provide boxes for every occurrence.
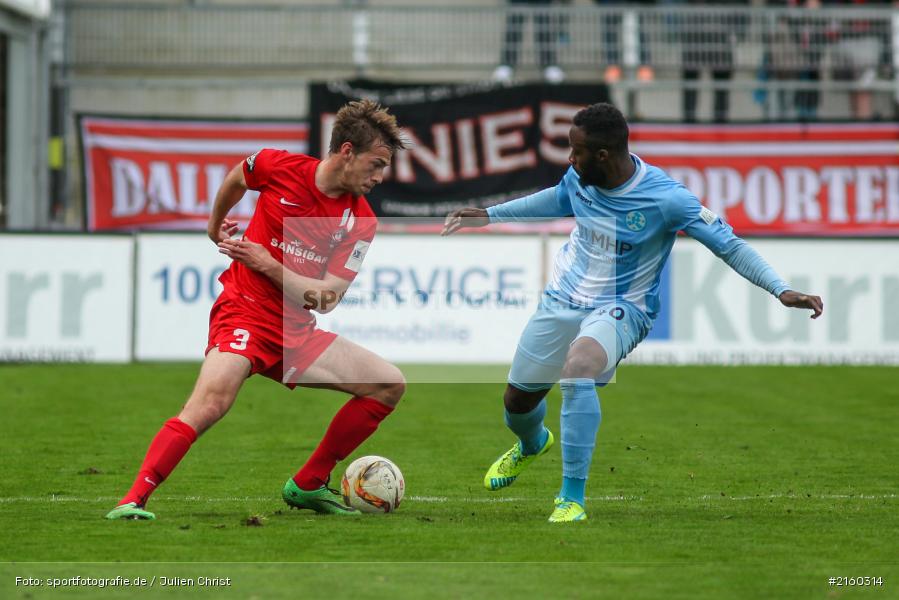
[246,151,260,172]
[625,211,646,232]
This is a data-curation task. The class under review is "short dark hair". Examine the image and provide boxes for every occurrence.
[572,103,629,155]
[328,99,407,155]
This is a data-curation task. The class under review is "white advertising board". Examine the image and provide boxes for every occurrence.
[549,235,899,365]
[317,234,544,365]
[135,234,230,360]
[134,232,899,365]
[135,233,544,365]
[0,234,132,362]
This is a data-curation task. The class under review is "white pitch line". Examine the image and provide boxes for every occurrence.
[0,493,895,505]
[700,493,899,501]
[0,495,641,504]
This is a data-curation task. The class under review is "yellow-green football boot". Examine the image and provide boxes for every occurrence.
[484,428,554,491]
[548,498,587,523]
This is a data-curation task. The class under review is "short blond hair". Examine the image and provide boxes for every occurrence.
[328,99,407,155]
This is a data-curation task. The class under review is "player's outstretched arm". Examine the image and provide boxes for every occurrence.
[208,163,248,245]
[442,187,570,235]
[218,238,351,313]
[778,290,824,319]
[442,208,490,236]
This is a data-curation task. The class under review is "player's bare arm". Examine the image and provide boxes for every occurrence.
[779,290,824,319]
[207,163,248,245]
[441,207,490,236]
[217,238,351,313]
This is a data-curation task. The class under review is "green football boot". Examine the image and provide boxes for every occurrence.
[282,478,360,516]
[105,502,156,520]
[484,428,554,491]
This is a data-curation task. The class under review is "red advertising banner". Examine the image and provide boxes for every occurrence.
[631,123,899,236]
[80,116,309,231]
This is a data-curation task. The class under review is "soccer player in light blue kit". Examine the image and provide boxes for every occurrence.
[442,103,823,523]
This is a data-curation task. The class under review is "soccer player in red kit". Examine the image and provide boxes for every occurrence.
[106,100,408,519]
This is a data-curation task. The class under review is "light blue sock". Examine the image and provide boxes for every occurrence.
[561,476,586,505]
[558,378,601,505]
[504,399,548,455]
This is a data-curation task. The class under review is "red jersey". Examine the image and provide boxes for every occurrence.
[218,149,377,337]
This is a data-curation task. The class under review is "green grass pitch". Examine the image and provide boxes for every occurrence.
[1,364,897,599]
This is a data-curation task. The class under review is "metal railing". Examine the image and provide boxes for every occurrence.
[61,2,897,89]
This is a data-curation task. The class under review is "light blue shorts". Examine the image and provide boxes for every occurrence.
[508,293,652,392]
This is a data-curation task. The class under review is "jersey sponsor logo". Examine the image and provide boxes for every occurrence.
[587,230,634,256]
[246,151,260,172]
[344,240,371,272]
[271,237,327,264]
[575,190,593,206]
[279,197,302,207]
[699,206,718,225]
[625,211,646,232]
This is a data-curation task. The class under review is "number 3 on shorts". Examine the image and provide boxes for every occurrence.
[230,328,250,350]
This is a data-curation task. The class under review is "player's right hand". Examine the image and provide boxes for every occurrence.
[218,238,277,276]
[441,208,490,236]
[208,218,240,245]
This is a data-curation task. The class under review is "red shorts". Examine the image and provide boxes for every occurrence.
[206,295,337,389]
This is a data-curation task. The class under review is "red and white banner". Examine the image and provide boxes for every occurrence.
[631,123,899,236]
[80,116,308,231]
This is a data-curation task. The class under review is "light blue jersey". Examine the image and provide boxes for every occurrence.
[484,153,795,512]
[488,155,791,319]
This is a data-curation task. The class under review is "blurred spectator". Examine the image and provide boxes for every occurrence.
[793,0,828,120]
[762,12,802,119]
[893,0,899,118]
[757,2,823,121]
[827,0,891,120]
[493,0,567,84]
[594,1,655,85]
[677,0,747,122]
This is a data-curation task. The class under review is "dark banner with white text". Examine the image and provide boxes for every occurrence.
[309,80,611,218]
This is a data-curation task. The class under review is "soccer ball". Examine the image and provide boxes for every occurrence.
[341,455,405,513]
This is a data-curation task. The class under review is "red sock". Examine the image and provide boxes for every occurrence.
[120,417,197,507]
[293,396,394,490]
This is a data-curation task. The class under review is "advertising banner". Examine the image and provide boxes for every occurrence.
[6,231,894,365]
[316,234,543,366]
[549,235,899,365]
[134,232,543,366]
[309,80,610,217]
[0,235,133,362]
[79,116,309,231]
[631,123,899,236]
[134,233,231,360]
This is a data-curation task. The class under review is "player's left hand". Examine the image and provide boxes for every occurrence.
[779,290,823,319]
[209,218,240,244]
[220,218,240,238]
[218,238,277,275]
